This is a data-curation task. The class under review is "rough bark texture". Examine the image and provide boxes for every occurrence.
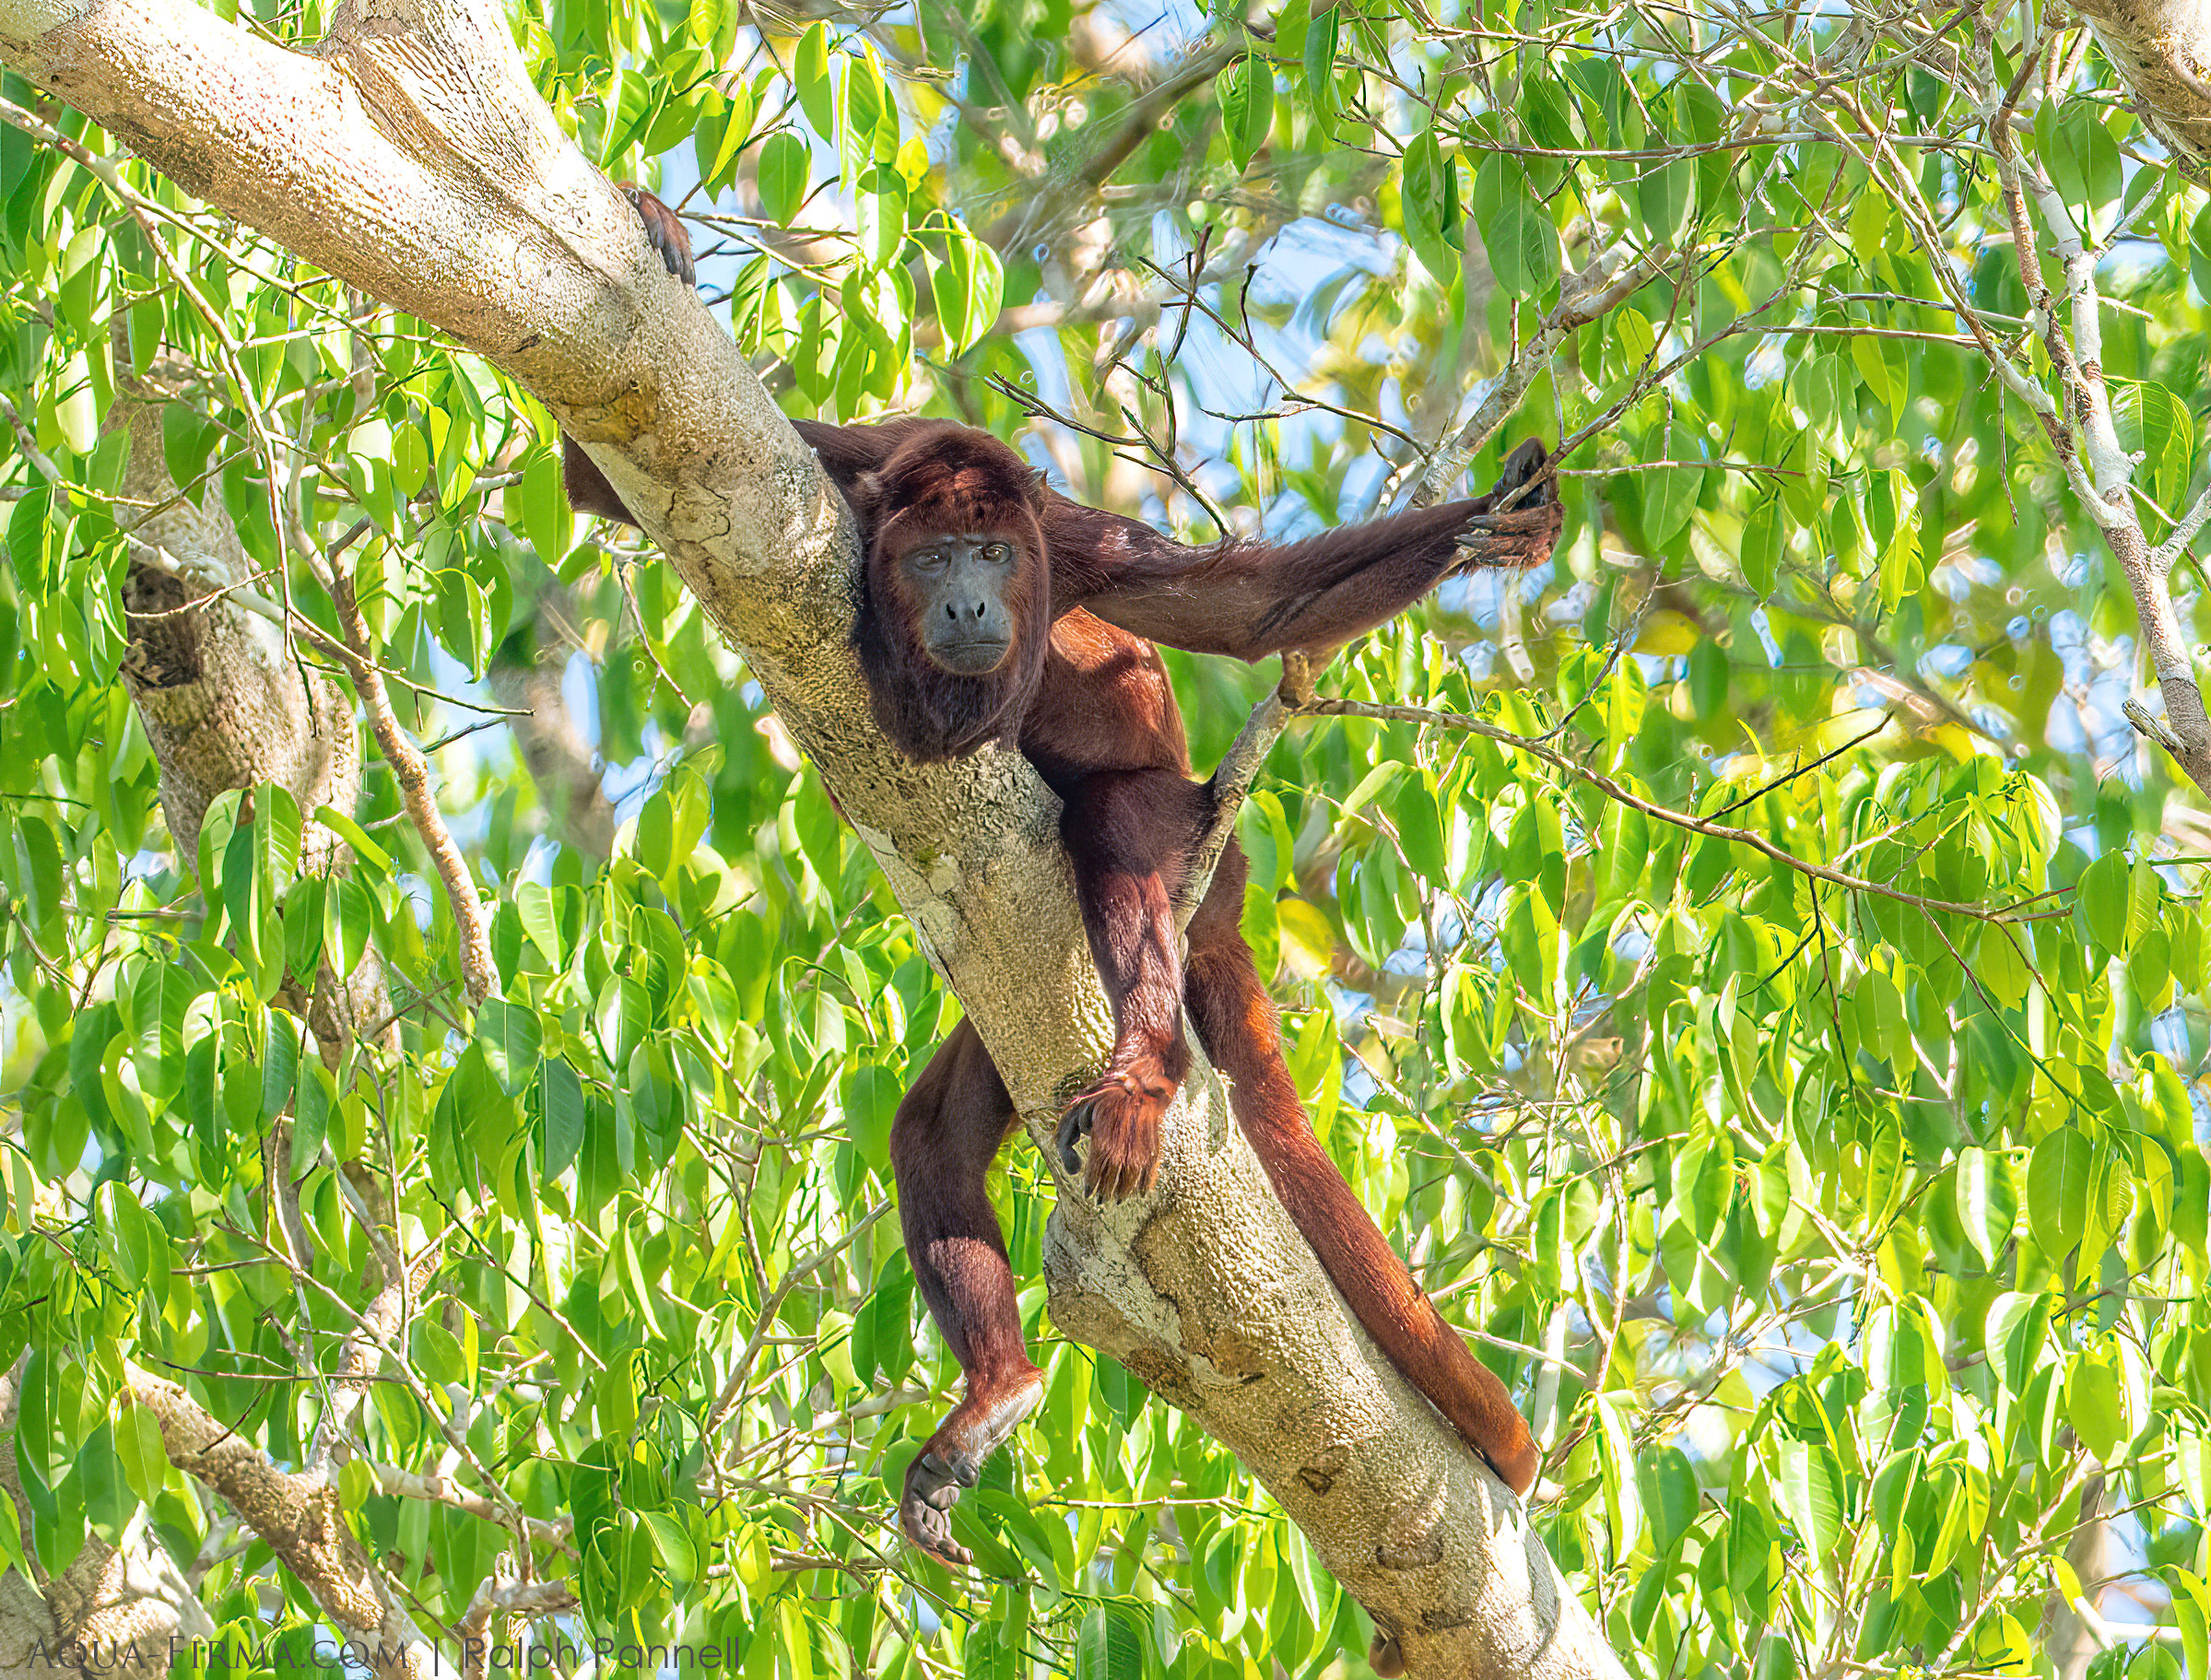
[2069,0,2211,170]
[125,1368,439,1674]
[0,0,1623,1670]
[108,374,393,1053]
[0,1359,215,1677]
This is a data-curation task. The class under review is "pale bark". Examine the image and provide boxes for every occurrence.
[2069,0,2211,171]
[0,0,1623,1670]
[0,1358,214,1677]
[124,1368,440,1676]
[107,372,394,1054]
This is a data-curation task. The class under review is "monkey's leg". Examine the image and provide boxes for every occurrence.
[890,1019,1044,1565]
[1053,769,1213,1202]
[1182,841,1542,1498]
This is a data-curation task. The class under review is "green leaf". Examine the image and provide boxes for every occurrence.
[1643,1446,1699,1556]
[2026,1128,2093,1258]
[2064,1353,2125,1461]
[1954,1146,2017,1269]
[1394,778,1447,883]
[1302,7,1339,134]
[640,1510,699,1582]
[1074,1604,1145,1680]
[260,1010,299,1123]
[1848,192,1890,264]
[1985,1291,2050,1391]
[1399,127,1460,280]
[312,805,393,882]
[2078,852,2132,958]
[161,407,214,502]
[1475,158,1558,300]
[758,132,810,226]
[1742,499,1783,596]
[1776,1437,1842,1562]
[931,221,1003,357]
[476,999,543,1096]
[695,82,758,196]
[540,1058,585,1180]
[794,21,834,138]
[2111,379,2198,518]
[1642,419,1701,547]
[1636,156,1693,241]
[2048,106,2123,231]
[1217,53,1275,171]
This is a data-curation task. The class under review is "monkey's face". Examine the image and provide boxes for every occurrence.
[896,529,1025,676]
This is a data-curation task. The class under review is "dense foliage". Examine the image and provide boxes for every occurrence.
[1,0,2208,1674]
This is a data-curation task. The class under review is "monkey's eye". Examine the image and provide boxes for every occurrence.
[910,546,949,573]
[985,543,1013,564]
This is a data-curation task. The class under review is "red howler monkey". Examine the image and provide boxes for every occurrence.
[562,189,1564,1571]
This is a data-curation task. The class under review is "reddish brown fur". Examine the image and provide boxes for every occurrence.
[560,193,1560,1564]
[801,417,1556,1552]
[847,428,1053,763]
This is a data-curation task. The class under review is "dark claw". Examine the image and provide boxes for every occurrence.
[1055,1101,1092,1179]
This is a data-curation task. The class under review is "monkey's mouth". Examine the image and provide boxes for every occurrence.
[932,639,1012,676]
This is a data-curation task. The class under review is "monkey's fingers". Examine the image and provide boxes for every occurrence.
[1452,507,1565,574]
[1071,1077,1167,1202]
[1457,502,1561,535]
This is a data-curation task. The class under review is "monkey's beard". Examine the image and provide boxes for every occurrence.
[852,590,1034,764]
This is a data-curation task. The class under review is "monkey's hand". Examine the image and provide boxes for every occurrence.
[619,183,696,287]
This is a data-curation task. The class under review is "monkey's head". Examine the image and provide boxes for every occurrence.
[849,423,1053,763]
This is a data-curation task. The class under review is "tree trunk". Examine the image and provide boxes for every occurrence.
[0,0,1624,1670]
[2069,0,2211,171]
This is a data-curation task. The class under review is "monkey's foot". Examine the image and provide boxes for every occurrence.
[1056,1063,1174,1202]
[899,1373,1045,1566]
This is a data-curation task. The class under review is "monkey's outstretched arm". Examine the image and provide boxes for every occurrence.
[1050,440,1563,663]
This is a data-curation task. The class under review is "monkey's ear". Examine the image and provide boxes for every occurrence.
[847,470,886,528]
[1027,466,1050,511]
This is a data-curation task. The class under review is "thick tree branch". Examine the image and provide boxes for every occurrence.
[0,0,1623,1670]
[123,1366,438,1676]
[2068,0,2211,172]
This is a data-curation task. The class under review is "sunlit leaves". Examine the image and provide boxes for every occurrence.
[1473,157,1559,300]
[2111,378,2199,519]
[1398,127,1462,281]
[1302,6,1340,135]
[691,78,756,198]
[755,132,810,227]
[2026,1128,2094,1257]
[2038,100,2125,234]
[1217,53,1275,173]
[5,0,2211,1671]
[929,219,1005,358]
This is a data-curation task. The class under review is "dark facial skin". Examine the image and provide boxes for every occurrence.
[906,532,1019,675]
